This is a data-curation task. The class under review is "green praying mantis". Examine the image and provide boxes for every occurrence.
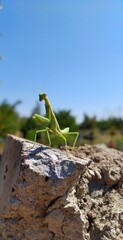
[32,93,79,150]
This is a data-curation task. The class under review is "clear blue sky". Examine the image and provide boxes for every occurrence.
[0,0,123,122]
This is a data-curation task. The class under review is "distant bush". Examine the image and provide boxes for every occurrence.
[0,100,21,138]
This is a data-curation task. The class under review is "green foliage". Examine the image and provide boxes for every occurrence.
[20,102,42,141]
[0,100,21,138]
[79,114,96,130]
[80,114,123,132]
[1,97,123,150]
[96,117,123,131]
[20,117,37,140]
[55,110,79,131]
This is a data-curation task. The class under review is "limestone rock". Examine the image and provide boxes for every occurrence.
[0,136,123,239]
[0,135,91,240]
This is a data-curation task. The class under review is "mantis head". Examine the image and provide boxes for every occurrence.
[39,93,47,101]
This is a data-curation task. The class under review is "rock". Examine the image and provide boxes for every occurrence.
[102,166,121,186]
[0,135,91,240]
[73,145,123,240]
[0,136,123,239]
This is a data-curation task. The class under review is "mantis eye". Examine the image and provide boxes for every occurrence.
[39,93,46,101]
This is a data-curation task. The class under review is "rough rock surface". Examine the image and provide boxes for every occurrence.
[0,135,123,240]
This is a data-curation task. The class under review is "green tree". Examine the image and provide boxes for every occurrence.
[0,100,21,138]
[20,102,41,141]
[55,110,79,131]
[96,117,123,132]
[79,114,97,130]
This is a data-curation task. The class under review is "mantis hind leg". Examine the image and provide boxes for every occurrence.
[63,132,79,150]
[34,128,51,147]
[54,129,68,151]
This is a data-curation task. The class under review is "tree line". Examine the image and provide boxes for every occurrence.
[1,100,123,149]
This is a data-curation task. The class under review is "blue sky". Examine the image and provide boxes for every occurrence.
[0,0,123,122]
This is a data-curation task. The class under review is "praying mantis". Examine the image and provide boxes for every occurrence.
[32,93,79,150]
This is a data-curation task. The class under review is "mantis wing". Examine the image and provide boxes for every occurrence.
[60,127,70,134]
